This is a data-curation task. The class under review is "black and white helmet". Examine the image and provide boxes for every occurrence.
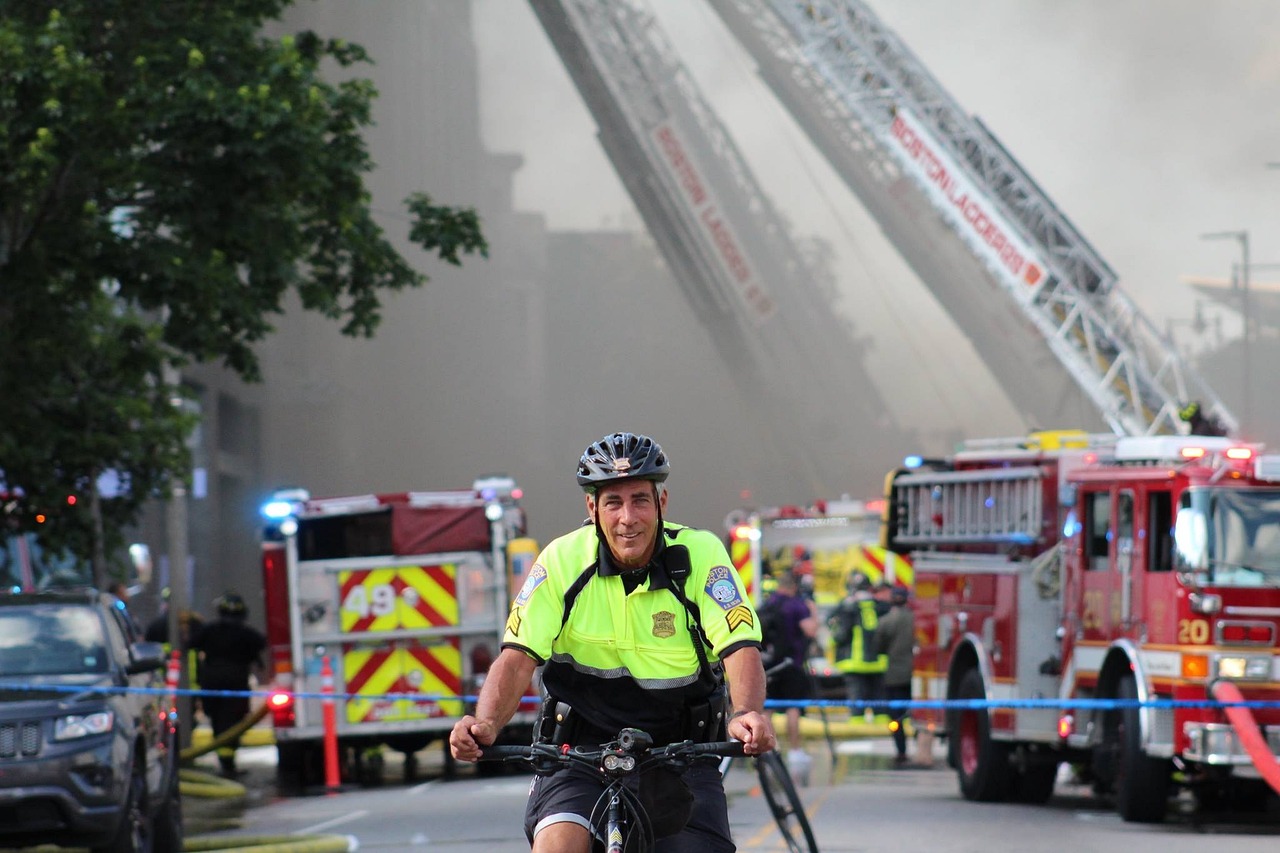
[576,432,670,493]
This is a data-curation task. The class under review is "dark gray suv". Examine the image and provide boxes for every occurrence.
[0,589,182,852]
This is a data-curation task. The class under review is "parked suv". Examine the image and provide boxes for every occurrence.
[0,589,182,852]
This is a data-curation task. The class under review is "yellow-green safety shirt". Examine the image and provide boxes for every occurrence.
[833,598,888,675]
[503,522,761,740]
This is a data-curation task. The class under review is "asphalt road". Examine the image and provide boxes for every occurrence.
[179,734,1280,852]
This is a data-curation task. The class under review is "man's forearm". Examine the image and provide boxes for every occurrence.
[722,647,767,714]
[473,649,536,730]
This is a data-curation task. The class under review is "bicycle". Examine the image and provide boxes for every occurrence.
[481,727,744,853]
[718,745,819,853]
[739,655,821,853]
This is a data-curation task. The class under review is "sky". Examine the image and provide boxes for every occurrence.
[470,0,1280,433]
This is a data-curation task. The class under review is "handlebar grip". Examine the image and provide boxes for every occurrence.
[478,744,546,761]
[689,740,747,758]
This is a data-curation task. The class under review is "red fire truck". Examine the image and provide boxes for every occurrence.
[885,430,1280,821]
[258,478,538,785]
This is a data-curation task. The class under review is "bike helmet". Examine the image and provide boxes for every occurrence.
[214,591,248,618]
[576,432,670,492]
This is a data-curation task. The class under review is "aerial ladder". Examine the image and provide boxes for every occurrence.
[705,0,1236,438]
[527,0,912,494]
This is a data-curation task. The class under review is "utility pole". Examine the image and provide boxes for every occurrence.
[163,364,194,748]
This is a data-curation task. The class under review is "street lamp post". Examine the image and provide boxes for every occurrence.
[1201,230,1250,430]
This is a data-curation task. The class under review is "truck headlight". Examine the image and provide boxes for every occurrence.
[1215,655,1272,681]
[55,710,114,741]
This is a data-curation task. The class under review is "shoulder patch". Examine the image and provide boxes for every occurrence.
[704,565,743,611]
[514,563,548,606]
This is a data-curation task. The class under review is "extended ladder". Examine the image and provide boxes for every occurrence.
[528,0,909,492]
[706,0,1236,438]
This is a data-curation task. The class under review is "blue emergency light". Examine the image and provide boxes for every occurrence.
[260,500,295,520]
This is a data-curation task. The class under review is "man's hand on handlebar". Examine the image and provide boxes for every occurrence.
[728,710,777,755]
[449,714,495,762]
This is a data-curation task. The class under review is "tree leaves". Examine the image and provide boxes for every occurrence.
[0,0,487,575]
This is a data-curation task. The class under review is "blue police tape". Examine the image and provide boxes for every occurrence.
[3,680,1280,711]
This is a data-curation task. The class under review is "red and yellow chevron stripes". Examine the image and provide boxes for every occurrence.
[729,533,757,601]
[808,545,915,606]
[338,564,459,634]
[342,639,463,723]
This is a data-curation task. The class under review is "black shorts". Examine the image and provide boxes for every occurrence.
[768,662,814,703]
[524,760,733,852]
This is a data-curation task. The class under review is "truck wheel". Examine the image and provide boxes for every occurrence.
[1110,674,1171,823]
[277,741,324,791]
[1010,760,1057,804]
[949,669,1010,802]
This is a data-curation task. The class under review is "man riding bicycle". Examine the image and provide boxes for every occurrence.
[450,432,777,852]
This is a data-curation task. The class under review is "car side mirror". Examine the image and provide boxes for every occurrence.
[126,641,166,675]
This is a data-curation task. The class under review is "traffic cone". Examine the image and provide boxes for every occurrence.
[164,650,181,715]
[321,656,341,792]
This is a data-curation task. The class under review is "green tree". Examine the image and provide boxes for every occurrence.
[0,0,487,586]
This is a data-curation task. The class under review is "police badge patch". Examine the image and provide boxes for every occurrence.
[705,565,742,611]
[514,563,548,606]
[652,611,676,638]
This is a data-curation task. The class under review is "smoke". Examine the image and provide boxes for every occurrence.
[476,0,1280,433]
[249,0,1280,547]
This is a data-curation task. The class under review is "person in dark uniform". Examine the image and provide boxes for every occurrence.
[190,591,266,777]
[877,586,916,766]
[758,571,817,779]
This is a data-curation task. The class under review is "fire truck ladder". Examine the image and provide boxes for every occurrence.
[706,0,1237,438]
[528,0,909,493]
[891,466,1046,548]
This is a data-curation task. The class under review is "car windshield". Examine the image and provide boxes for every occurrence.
[1175,487,1280,587]
[0,604,110,676]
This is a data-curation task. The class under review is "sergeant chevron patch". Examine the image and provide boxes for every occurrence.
[726,605,754,632]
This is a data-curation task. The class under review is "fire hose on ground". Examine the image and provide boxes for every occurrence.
[1209,679,1280,797]
[176,703,356,852]
[179,702,271,765]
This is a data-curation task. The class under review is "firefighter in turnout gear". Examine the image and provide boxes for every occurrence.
[449,432,775,853]
[190,591,266,777]
[828,571,887,720]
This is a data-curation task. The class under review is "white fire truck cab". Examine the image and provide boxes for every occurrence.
[885,430,1280,821]
[259,478,537,786]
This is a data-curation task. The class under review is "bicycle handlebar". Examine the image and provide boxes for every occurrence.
[479,728,746,778]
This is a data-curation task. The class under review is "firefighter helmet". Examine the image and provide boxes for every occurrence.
[214,591,248,618]
[576,432,670,492]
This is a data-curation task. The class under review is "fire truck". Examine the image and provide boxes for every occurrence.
[885,430,1280,821]
[258,477,538,785]
[725,499,909,608]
